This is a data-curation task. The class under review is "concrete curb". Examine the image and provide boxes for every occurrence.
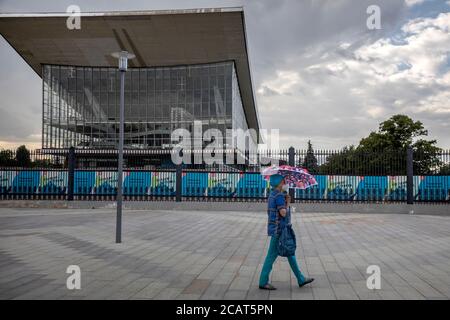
[0,200,449,216]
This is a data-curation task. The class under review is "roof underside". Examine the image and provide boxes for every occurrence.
[0,8,259,134]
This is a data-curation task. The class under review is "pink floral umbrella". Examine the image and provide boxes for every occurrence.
[261,165,318,189]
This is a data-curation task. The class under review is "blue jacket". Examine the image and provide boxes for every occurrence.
[267,189,291,236]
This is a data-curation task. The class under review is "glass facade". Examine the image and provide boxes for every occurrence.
[42,61,254,149]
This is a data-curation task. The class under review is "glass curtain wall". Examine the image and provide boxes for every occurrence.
[42,61,252,149]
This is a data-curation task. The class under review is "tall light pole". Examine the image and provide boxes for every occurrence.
[111,50,135,243]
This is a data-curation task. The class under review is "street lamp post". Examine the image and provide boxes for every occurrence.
[112,50,135,244]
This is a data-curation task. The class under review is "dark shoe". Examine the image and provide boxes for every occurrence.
[299,278,314,287]
[259,283,277,290]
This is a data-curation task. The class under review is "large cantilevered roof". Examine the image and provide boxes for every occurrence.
[0,7,260,135]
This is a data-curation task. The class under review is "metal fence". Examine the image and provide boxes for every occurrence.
[1,147,449,203]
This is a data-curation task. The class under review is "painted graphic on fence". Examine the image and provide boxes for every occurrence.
[207,172,241,197]
[151,171,176,196]
[39,171,67,194]
[70,171,176,196]
[1,170,449,201]
[0,170,67,194]
[325,175,361,200]
[40,171,67,189]
[0,171,15,189]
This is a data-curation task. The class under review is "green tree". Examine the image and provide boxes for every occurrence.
[358,115,438,152]
[320,115,441,175]
[411,138,442,175]
[439,163,450,175]
[318,145,360,175]
[0,149,15,167]
[15,145,31,167]
[301,140,319,174]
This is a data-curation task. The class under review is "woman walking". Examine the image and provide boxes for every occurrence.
[258,174,314,290]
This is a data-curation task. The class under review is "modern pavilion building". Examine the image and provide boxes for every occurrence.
[0,8,260,157]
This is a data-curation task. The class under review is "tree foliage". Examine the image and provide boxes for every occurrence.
[320,115,442,175]
[0,149,15,166]
[15,145,31,167]
[301,140,319,174]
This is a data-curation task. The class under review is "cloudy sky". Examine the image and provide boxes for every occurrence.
[0,0,449,149]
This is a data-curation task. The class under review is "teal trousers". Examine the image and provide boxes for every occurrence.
[259,235,306,287]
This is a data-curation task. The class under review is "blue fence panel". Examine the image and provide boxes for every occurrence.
[235,173,268,198]
[123,171,152,196]
[74,171,96,196]
[416,176,450,201]
[295,175,327,200]
[182,172,207,196]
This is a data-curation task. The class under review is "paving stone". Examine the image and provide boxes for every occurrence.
[132,281,169,299]
[291,286,314,300]
[312,287,337,300]
[154,287,183,300]
[332,284,359,300]
[200,284,229,300]
[182,279,211,295]
[223,289,248,300]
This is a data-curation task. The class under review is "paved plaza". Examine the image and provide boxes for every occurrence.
[0,206,449,300]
